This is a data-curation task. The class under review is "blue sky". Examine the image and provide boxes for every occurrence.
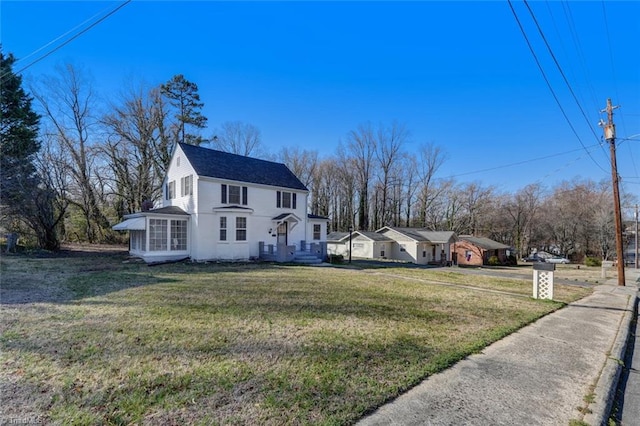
[2,1,639,196]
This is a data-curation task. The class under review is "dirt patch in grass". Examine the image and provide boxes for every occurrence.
[1,248,592,425]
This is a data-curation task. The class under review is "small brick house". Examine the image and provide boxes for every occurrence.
[452,235,511,266]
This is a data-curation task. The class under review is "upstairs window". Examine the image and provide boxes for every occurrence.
[167,181,176,200]
[181,175,193,197]
[276,191,297,209]
[221,184,248,205]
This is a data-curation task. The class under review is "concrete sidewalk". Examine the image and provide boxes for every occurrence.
[357,270,640,426]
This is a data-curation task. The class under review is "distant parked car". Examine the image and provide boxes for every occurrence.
[523,255,545,263]
[546,256,570,264]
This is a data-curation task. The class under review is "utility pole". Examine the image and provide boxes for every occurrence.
[601,98,625,286]
[635,204,638,269]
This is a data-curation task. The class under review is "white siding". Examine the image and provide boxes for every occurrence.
[189,177,309,261]
[163,146,198,213]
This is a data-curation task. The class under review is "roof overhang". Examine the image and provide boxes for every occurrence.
[112,217,146,231]
[213,205,254,214]
[272,213,301,230]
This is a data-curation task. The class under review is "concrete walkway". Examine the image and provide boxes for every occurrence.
[357,270,640,426]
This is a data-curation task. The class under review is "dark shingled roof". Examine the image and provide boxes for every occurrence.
[459,235,510,250]
[357,231,393,242]
[144,206,189,215]
[326,232,349,242]
[179,143,308,191]
[308,214,329,220]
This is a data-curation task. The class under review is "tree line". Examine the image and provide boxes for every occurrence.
[1,50,635,260]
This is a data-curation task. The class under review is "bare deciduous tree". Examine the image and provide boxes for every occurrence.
[102,85,167,217]
[33,64,110,242]
[212,121,264,157]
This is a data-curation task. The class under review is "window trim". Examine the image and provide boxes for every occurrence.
[220,216,227,241]
[170,219,187,250]
[221,184,247,205]
[149,219,168,251]
[276,191,297,209]
[235,216,247,241]
[181,175,193,197]
[167,181,176,200]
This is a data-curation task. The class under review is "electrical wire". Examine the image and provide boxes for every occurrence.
[446,143,602,179]
[601,1,639,179]
[558,1,601,124]
[507,0,608,173]
[524,0,608,158]
[1,0,131,81]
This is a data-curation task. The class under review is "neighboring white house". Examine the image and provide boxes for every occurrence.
[327,227,457,265]
[113,143,328,263]
[327,231,394,259]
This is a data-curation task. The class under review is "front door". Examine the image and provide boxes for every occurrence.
[277,222,287,245]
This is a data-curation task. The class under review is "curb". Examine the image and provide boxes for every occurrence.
[583,287,638,426]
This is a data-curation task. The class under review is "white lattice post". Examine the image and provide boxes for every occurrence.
[533,263,555,300]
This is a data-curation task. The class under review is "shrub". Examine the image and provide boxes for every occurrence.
[585,257,602,267]
[506,255,518,266]
[487,255,500,266]
[328,254,344,264]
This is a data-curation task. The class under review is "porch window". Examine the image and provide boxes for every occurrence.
[313,224,321,240]
[131,230,146,251]
[400,244,406,252]
[171,220,187,250]
[149,219,168,251]
[380,249,385,257]
[236,217,247,241]
[220,217,227,241]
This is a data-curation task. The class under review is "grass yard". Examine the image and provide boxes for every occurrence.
[0,249,592,425]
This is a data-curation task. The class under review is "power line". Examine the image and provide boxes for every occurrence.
[446,143,602,179]
[1,0,131,82]
[524,0,608,158]
[599,0,638,179]
[507,0,608,173]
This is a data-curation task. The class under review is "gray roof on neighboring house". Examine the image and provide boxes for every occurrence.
[327,230,393,243]
[327,232,349,242]
[458,235,510,250]
[179,143,308,191]
[378,227,456,244]
[420,231,457,244]
[381,227,428,241]
[357,231,394,242]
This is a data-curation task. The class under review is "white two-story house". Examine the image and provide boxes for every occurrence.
[113,143,328,263]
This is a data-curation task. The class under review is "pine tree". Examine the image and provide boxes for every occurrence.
[0,50,41,217]
[160,74,208,145]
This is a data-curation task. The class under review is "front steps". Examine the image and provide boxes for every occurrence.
[293,252,324,264]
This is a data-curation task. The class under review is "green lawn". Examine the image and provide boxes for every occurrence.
[0,252,592,425]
